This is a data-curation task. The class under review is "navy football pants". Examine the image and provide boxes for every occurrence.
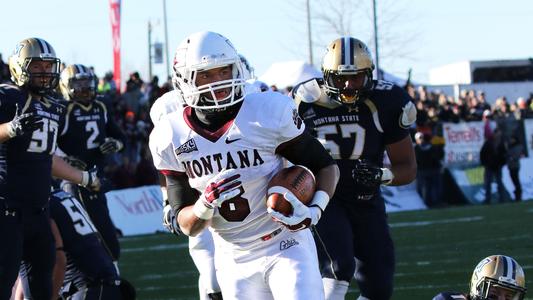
[314,199,395,300]
[0,204,55,300]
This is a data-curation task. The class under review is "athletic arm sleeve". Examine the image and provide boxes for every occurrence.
[276,132,335,174]
[163,171,200,216]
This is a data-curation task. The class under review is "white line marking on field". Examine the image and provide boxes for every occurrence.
[390,216,483,228]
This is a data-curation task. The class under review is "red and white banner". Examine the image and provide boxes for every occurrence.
[442,121,486,165]
[106,185,165,236]
[109,0,121,91]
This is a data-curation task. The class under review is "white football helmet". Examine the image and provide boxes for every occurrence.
[172,31,246,110]
[238,54,255,80]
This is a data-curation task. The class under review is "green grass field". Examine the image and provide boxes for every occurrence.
[120,201,533,300]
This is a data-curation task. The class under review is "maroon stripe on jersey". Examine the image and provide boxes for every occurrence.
[182,106,234,143]
[160,170,186,177]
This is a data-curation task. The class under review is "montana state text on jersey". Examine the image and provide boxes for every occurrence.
[58,96,123,169]
[0,83,65,208]
[298,80,414,202]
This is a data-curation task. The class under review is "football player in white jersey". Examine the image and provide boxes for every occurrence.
[149,31,339,300]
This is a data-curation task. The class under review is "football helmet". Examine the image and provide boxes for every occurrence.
[322,37,374,106]
[172,31,246,110]
[59,64,97,103]
[8,37,61,95]
[239,54,255,80]
[470,255,526,300]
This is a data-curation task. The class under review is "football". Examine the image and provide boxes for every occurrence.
[266,165,316,216]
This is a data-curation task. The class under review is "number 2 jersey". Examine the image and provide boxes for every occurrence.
[57,96,124,170]
[0,84,65,208]
[149,91,304,248]
[297,80,416,203]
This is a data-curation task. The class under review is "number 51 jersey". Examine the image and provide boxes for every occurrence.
[150,91,304,248]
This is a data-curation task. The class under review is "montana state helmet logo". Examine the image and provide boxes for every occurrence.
[175,139,198,156]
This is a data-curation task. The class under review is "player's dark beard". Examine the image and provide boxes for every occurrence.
[193,101,242,131]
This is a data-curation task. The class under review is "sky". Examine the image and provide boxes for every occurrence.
[1,0,532,85]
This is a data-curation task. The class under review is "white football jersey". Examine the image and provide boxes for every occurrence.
[149,89,184,126]
[149,91,305,248]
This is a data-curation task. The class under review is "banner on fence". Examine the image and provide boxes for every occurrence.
[443,121,486,166]
[106,185,165,236]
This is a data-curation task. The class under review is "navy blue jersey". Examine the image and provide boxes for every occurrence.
[298,80,414,203]
[433,292,469,300]
[0,84,65,207]
[49,190,118,288]
[58,97,124,169]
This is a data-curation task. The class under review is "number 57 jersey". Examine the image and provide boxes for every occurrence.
[150,91,305,248]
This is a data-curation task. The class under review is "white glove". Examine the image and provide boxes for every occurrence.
[163,204,181,236]
[294,78,324,103]
[79,167,101,192]
[267,191,320,232]
[193,173,242,220]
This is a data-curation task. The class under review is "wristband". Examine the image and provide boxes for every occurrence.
[80,171,89,186]
[310,190,330,212]
[193,199,214,220]
[381,168,394,185]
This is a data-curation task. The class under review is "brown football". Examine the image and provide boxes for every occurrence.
[266,165,316,216]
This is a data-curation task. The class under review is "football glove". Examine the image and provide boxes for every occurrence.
[63,156,87,171]
[193,173,242,220]
[267,191,321,232]
[99,138,124,155]
[7,104,43,138]
[79,167,101,192]
[162,203,181,236]
[293,78,325,103]
[352,159,394,200]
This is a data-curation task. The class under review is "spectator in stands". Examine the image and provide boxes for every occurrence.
[123,72,144,114]
[122,110,142,164]
[414,132,444,207]
[506,135,523,202]
[515,97,533,120]
[480,128,508,204]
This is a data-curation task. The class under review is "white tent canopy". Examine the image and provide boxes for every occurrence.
[258,61,322,90]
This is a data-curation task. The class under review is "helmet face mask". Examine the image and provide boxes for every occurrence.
[9,38,60,95]
[322,37,374,107]
[59,64,96,103]
[470,255,527,300]
[172,31,246,111]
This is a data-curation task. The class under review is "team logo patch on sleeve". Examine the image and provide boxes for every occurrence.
[292,109,303,129]
[399,101,417,129]
[175,138,198,156]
